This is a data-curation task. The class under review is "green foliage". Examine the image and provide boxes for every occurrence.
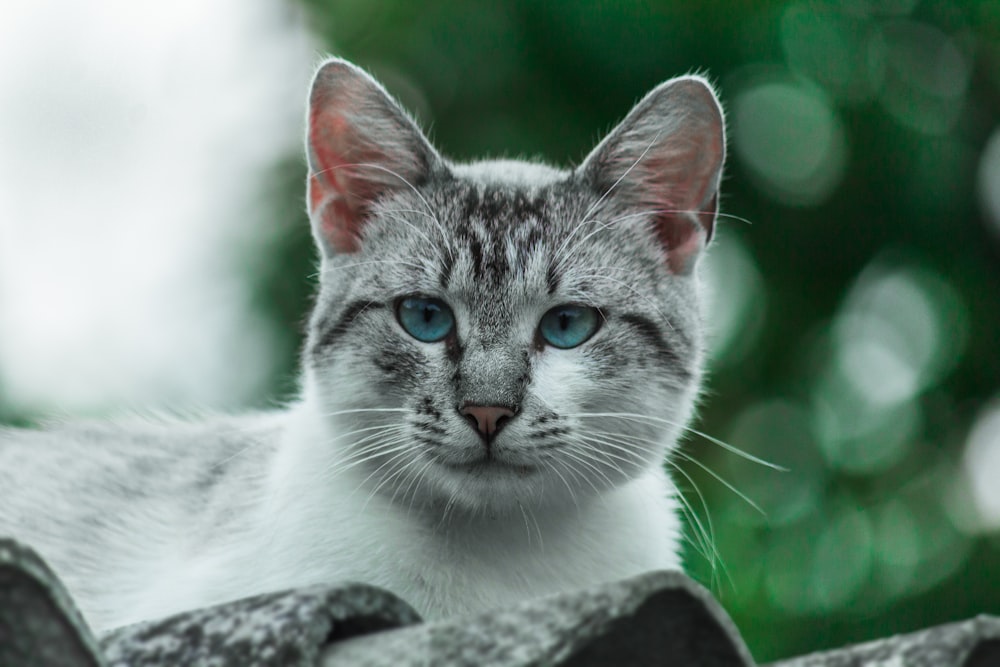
[287,0,1000,661]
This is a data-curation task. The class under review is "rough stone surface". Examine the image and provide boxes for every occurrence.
[0,538,105,667]
[2,537,997,667]
[100,583,421,667]
[766,616,1000,667]
[319,569,755,666]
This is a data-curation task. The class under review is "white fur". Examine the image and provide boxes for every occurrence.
[0,57,723,635]
[252,394,682,621]
[10,393,680,632]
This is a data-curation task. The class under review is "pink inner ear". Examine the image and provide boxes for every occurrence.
[635,147,719,275]
[305,59,438,256]
[656,212,704,275]
[309,174,361,253]
[307,109,370,254]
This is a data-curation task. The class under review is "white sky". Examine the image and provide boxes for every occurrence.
[0,1,315,416]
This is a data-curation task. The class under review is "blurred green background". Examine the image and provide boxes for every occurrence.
[285,0,1000,661]
[3,0,999,662]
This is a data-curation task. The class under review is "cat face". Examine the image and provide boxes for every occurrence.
[302,59,725,515]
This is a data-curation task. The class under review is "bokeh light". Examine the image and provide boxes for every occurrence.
[961,400,1000,532]
[731,69,847,207]
[704,230,767,367]
[833,259,967,407]
[877,19,971,136]
[978,127,1000,239]
[780,2,883,103]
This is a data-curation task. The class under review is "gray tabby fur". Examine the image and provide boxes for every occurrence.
[0,57,726,634]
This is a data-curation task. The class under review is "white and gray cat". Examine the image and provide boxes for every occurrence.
[0,58,725,634]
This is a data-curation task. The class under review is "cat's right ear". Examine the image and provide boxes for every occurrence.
[580,75,726,275]
[306,58,440,256]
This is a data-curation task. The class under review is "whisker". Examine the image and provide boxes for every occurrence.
[315,161,435,218]
[663,457,729,587]
[555,211,651,272]
[553,446,609,496]
[314,161,454,261]
[569,431,724,579]
[543,457,581,510]
[388,453,426,508]
[673,449,764,516]
[553,206,753,281]
[575,425,742,589]
[578,430,662,458]
[569,412,786,471]
[361,449,418,510]
[553,131,662,265]
[437,487,462,532]
[322,406,411,418]
[384,205,455,255]
[380,210,446,264]
[324,435,412,479]
[319,422,409,448]
[516,500,545,550]
[404,457,437,518]
[331,426,410,455]
[385,206,443,223]
[210,442,265,470]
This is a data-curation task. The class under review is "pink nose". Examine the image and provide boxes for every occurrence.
[460,405,515,439]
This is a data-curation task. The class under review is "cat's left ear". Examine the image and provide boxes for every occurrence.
[306,58,441,256]
[580,76,726,274]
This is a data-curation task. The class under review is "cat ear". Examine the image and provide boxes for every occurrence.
[306,58,440,255]
[580,76,725,274]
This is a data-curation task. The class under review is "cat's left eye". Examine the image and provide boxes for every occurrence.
[538,305,601,349]
[396,296,455,343]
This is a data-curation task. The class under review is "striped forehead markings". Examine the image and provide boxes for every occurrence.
[459,186,546,226]
[450,186,554,285]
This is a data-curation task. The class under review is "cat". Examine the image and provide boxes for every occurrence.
[0,57,725,634]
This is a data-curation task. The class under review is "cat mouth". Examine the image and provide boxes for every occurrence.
[438,458,535,476]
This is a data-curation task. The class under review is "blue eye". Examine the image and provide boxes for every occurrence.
[538,305,600,349]
[397,296,455,343]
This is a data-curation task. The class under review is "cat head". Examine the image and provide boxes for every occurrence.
[302,58,725,515]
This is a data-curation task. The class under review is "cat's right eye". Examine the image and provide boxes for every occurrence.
[396,296,455,343]
[538,304,601,349]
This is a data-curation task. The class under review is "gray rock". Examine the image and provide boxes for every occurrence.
[3,537,998,667]
[320,569,755,666]
[100,582,421,667]
[765,615,1000,667]
[0,538,104,667]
